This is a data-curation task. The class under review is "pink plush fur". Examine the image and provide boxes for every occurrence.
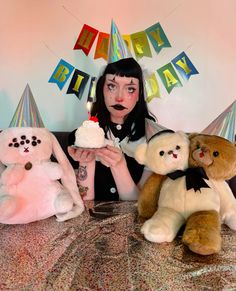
[0,127,84,224]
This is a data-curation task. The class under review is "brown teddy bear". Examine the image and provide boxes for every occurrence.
[135,131,236,255]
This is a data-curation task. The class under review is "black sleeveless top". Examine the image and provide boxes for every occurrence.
[68,122,144,201]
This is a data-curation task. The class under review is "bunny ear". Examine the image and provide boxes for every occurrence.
[50,133,84,209]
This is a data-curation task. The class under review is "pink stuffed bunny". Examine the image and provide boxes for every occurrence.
[0,127,84,224]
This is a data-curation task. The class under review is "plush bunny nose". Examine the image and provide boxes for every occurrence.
[24,147,29,153]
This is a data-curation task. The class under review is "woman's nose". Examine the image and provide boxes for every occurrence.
[115,89,124,102]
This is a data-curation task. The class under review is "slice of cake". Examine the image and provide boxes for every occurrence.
[75,117,105,148]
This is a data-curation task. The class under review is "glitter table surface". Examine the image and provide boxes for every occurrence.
[0,201,235,290]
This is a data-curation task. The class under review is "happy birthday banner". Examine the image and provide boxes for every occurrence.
[49,22,199,101]
[73,22,172,61]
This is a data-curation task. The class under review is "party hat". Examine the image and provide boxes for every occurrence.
[201,100,236,142]
[9,84,44,127]
[108,20,132,64]
[145,118,170,141]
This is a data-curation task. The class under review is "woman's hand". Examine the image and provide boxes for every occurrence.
[95,145,125,168]
[67,146,96,164]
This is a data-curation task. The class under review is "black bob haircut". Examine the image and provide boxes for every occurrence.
[91,58,155,142]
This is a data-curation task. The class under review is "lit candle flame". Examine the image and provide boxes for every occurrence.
[86,102,92,119]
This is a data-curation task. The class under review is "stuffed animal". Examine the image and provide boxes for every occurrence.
[135,130,189,219]
[0,127,85,224]
[135,131,236,255]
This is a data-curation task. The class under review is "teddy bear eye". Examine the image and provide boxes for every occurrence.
[159,151,165,156]
[213,151,219,157]
[196,144,201,149]
[176,145,180,150]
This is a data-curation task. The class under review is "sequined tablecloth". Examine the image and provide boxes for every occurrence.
[0,201,235,290]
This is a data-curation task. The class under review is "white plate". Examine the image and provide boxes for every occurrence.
[71,145,106,150]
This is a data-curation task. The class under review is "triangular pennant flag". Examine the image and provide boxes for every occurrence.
[172,52,199,81]
[201,100,236,142]
[94,32,109,60]
[9,84,44,128]
[145,22,171,54]
[108,20,132,63]
[87,77,97,103]
[66,69,89,100]
[73,24,98,56]
[143,71,161,102]
[157,63,182,93]
[130,31,152,60]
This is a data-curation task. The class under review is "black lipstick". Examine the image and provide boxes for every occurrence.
[111,104,127,111]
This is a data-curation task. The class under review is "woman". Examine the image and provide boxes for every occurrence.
[68,57,155,201]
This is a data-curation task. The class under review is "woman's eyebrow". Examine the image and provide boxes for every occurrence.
[127,80,138,85]
[107,77,116,82]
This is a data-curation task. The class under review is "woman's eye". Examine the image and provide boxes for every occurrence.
[127,87,136,93]
[107,83,116,91]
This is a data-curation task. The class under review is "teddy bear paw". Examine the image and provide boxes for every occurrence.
[182,228,221,255]
[141,220,173,243]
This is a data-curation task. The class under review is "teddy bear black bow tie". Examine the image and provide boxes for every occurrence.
[167,167,210,192]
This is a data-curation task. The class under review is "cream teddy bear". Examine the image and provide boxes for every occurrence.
[135,131,236,255]
[0,127,84,224]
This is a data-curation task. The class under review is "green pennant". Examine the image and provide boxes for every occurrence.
[157,63,182,93]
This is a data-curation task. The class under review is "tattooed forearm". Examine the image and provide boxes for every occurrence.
[78,185,89,197]
[77,165,87,181]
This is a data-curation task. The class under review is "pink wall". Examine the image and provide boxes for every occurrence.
[0,0,235,131]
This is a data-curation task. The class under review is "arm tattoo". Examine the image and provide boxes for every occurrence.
[76,166,89,198]
[77,165,87,181]
[78,185,89,197]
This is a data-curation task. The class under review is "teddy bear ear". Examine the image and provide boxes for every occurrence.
[134,143,148,165]
[188,132,200,140]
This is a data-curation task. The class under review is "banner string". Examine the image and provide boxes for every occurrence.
[42,41,61,59]
[62,5,84,25]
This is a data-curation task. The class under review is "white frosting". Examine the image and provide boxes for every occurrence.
[75,120,105,148]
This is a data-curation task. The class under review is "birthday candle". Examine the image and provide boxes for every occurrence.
[86,101,92,119]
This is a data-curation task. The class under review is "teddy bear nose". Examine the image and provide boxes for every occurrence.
[168,150,173,155]
[201,146,208,153]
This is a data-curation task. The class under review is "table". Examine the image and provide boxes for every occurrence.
[0,201,235,290]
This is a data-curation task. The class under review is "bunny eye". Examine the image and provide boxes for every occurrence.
[159,150,165,156]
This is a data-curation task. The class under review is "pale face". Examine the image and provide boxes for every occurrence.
[103,74,139,124]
